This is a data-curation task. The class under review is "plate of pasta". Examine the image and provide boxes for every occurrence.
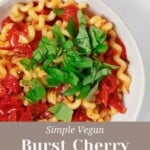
[0,0,144,122]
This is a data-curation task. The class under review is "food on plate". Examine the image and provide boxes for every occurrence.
[0,0,131,122]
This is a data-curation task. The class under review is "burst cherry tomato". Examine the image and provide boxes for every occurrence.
[97,74,117,107]
[109,92,125,113]
[0,83,7,99]
[2,75,21,95]
[30,31,42,50]
[20,102,48,121]
[60,4,79,26]
[7,22,33,57]
[72,107,91,122]
[8,22,27,47]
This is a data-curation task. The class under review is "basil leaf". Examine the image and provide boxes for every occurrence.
[64,51,93,70]
[75,25,91,55]
[64,84,81,96]
[83,67,97,85]
[73,57,93,69]
[52,25,66,48]
[42,55,55,69]
[77,10,87,25]
[63,51,81,71]
[94,43,109,53]
[49,102,73,122]
[76,85,91,99]
[33,37,58,63]
[45,67,66,83]
[89,26,108,53]
[67,17,78,37]
[53,8,64,16]
[63,40,74,50]
[67,72,79,87]
[20,58,33,71]
[64,50,82,64]
[46,75,62,87]
[103,63,119,69]
[95,68,111,81]
[62,65,84,79]
[86,82,99,100]
[26,84,46,103]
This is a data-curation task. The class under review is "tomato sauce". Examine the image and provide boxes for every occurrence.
[0,18,42,58]
[0,74,49,121]
[72,107,91,122]
[60,4,79,26]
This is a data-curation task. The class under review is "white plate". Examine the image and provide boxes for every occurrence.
[0,0,145,121]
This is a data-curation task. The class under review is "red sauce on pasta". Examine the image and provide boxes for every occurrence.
[60,4,79,26]
[72,107,91,122]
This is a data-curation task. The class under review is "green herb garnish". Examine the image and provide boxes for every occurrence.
[49,102,73,121]
[67,17,78,37]
[53,8,64,16]
[25,81,46,103]
[20,9,113,102]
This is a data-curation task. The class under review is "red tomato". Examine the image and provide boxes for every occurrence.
[7,22,33,57]
[1,17,13,28]
[102,74,117,94]
[30,31,42,50]
[32,103,48,120]
[2,75,21,95]
[0,112,7,121]
[72,107,91,122]
[116,38,128,61]
[9,30,25,48]
[40,7,50,15]
[8,22,27,47]
[8,109,17,121]
[104,48,117,65]
[97,74,117,107]
[22,102,48,121]
[19,107,32,121]
[0,95,24,121]
[60,4,79,26]
[13,44,33,58]
[109,92,125,113]
[98,84,109,107]
[0,83,7,98]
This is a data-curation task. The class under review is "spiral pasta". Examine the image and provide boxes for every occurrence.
[109,30,131,93]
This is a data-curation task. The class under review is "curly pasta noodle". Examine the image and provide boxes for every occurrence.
[109,30,131,93]
[47,91,57,105]
[8,0,87,44]
[82,100,111,122]
[63,98,81,110]
[42,25,54,40]
[0,23,13,41]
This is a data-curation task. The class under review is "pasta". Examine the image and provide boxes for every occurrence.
[109,30,131,93]
[0,0,131,122]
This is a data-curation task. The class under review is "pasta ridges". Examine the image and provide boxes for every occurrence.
[109,30,131,94]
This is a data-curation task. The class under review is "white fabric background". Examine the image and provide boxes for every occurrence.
[104,0,150,121]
